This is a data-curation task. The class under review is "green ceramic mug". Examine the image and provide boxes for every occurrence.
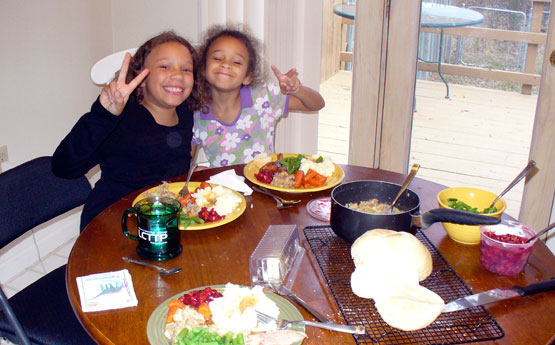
[122,196,182,261]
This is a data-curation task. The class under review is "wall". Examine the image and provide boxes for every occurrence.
[111,0,201,49]
[0,0,112,166]
[0,0,201,290]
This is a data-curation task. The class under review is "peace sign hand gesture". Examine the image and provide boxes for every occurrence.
[271,65,301,95]
[99,52,149,115]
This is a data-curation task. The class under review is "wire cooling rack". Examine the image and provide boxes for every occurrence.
[303,226,504,345]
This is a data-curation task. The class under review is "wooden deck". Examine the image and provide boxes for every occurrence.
[317,71,537,219]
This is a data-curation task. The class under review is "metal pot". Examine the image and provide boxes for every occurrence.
[330,180,501,243]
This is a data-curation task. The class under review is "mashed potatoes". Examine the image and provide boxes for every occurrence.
[192,185,242,216]
[300,155,335,177]
[208,283,280,335]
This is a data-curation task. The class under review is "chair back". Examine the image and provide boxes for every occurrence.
[0,156,91,249]
[90,47,138,85]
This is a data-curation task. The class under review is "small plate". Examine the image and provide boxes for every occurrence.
[306,197,332,222]
[146,284,305,345]
[243,154,345,193]
[133,182,246,230]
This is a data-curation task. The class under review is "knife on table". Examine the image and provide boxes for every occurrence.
[443,278,555,313]
[271,284,331,323]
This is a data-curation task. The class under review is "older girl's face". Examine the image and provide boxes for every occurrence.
[205,36,253,92]
[141,41,194,111]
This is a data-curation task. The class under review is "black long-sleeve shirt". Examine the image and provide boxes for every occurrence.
[52,98,193,230]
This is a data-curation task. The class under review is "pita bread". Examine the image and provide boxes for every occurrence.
[374,284,445,331]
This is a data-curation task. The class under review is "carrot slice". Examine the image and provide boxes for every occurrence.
[197,302,211,319]
[309,176,326,186]
[303,169,317,182]
[180,193,197,206]
[294,170,304,188]
[166,305,180,324]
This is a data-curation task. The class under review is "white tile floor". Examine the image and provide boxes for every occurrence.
[0,208,80,345]
[0,236,78,345]
[1,234,78,299]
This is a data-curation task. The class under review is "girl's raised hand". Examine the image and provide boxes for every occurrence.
[99,52,149,115]
[271,65,301,95]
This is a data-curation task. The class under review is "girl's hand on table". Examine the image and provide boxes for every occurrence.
[100,52,150,115]
[271,64,301,95]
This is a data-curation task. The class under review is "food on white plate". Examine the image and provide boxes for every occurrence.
[350,229,443,331]
[254,153,333,189]
[373,284,445,331]
[351,229,432,281]
[164,283,306,345]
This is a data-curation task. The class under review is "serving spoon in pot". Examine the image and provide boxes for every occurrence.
[386,163,420,214]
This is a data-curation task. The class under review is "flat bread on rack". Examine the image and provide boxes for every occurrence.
[373,284,445,331]
[350,229,444,331]
[351,229,432,281]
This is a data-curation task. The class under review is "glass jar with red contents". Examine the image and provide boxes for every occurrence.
[479,221,537,276]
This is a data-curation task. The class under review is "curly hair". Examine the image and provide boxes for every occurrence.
[190,24,265,113]
[125,31,200,109]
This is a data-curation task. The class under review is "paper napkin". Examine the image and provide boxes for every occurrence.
[208,169,253,196]
[76,269,138,312]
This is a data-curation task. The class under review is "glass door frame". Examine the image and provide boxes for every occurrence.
[348,0,554,231]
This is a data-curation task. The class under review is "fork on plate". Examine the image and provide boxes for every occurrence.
[255,310,365,334]
[251,185,301,209]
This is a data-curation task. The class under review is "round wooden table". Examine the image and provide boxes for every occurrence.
[66,165,555,345]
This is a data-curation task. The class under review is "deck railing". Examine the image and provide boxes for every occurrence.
[324,0,550,95]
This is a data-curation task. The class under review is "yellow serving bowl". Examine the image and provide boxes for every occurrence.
[437,187,506,244]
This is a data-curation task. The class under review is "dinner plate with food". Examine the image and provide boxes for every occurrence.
[147,283,307,345]
[244,153,345,193]
[133,182,246,230]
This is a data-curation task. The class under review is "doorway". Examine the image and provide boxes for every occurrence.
[318,0,551,221]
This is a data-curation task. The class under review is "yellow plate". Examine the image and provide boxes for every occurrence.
[132,182,246,231]
[243,153,345,193]
[146,284,305,345]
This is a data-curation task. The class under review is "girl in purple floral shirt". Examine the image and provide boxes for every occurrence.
[190,25,325,167]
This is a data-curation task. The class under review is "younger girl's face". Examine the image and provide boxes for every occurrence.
[141,41,194,111]
[205,36,253,92]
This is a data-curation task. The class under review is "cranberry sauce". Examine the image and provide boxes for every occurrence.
[479,222,536,276]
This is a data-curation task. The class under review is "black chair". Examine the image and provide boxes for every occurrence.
[0,156,95,345]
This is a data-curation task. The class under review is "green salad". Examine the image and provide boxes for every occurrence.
[447,198,498,214]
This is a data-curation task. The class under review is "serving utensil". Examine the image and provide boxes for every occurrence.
[251,185,301,209]
[122,257,181,275]
[177,163,198,199]
[487,160,536,210]
[386,163,420,214]
[269,283,329,323]
[443,278,555,312]
[525,222,555,243]
[255,310,365,334]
